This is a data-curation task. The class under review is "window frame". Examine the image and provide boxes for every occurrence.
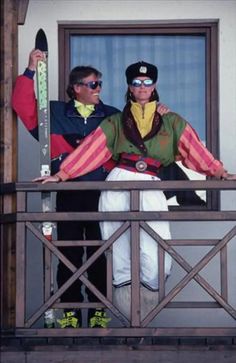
[58,20,219,210]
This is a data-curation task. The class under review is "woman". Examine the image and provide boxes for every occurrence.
[35,61,236,303]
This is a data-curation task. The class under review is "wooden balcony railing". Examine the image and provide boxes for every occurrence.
[1,180,236,337]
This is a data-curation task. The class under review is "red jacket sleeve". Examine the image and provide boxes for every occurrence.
[12,75,38,131]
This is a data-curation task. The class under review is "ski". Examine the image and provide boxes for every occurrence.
[35,28,51,180]
[35,28,55,328]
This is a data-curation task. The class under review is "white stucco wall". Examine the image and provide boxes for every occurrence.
[17,0,236,328]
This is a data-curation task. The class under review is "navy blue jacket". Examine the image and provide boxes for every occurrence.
[12,73,119,181]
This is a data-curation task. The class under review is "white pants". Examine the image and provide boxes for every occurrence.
[99,167,172,291]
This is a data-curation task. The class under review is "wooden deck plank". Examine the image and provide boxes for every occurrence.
[1,348,236,363]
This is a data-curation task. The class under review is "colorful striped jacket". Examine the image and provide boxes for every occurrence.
[55,109,225,181]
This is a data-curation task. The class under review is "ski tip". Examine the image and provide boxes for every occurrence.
[35,29,48,52]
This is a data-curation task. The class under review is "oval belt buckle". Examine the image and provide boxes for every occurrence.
[135,160,147,172]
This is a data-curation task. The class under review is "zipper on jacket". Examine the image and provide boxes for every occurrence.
[142,107,145,119]
[84,117,87,124]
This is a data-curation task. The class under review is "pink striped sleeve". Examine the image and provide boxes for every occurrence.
[178,124,225,178]
[56,127,112,181]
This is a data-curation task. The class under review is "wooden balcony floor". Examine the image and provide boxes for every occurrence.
[1,336,236,363]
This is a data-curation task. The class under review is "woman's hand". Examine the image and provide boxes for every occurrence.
[221,172,236,180]
[33,175,61,184]
[225,173,236,180]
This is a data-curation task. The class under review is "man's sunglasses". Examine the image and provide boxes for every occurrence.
[131,79,154,87]
[78,80,103,90]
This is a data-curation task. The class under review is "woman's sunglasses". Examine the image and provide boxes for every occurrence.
[131,79,154,87]
[78,80,103,90]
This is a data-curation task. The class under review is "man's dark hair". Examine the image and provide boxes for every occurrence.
[66,66,102,99]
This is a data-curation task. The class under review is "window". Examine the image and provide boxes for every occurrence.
[58,21,219,210]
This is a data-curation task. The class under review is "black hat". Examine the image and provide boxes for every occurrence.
[125,61,158,85]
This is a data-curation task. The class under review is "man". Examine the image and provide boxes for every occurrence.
[12,49,119,328]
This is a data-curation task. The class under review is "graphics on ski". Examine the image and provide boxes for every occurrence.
[35,28,50,179]
[35,28,55,328]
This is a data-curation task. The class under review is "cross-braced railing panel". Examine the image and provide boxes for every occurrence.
[22,221,130,328]
[18,218,236,329]
[1,180,236,337]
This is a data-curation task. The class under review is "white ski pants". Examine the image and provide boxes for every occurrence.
[98,167,172,291]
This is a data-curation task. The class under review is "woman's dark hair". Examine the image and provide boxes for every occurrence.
[125,87,159,103]
[66,66,102,99]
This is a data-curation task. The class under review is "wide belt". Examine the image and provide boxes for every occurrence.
[118,153,162,176]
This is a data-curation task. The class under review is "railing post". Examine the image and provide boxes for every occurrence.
[15,191,26,327]
[220,246,228,300]
[130,190,140,326]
